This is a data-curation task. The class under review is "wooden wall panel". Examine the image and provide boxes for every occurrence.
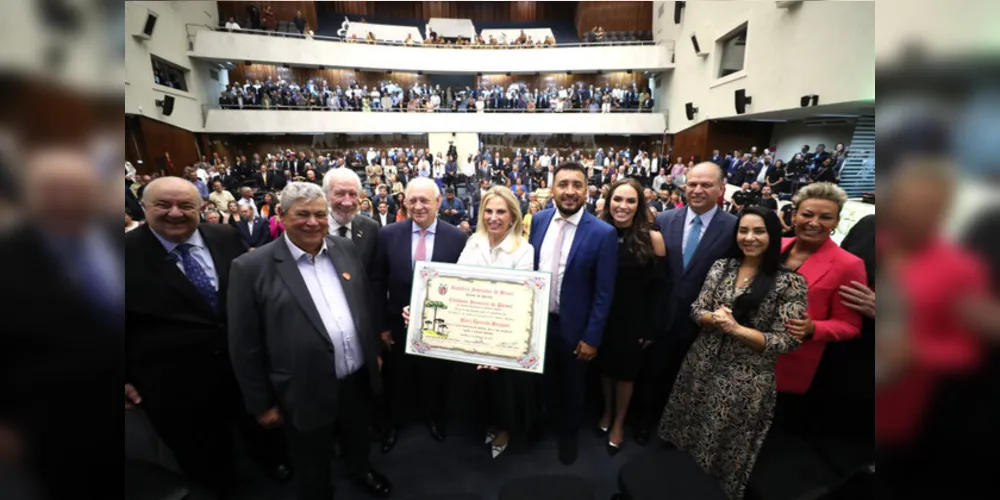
[575,1,652,38]
[670,121,709,165]
[218,1,318,31]
[705,121,775,162]
[227,65,428,91]
[670,120,775,164]
[202,134,429,160]
[317,1,576,23]
[125,115,200,176]
[476,72,650,92]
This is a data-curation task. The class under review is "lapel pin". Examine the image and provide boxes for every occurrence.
[357,231,363,238]
[342,272,351,281]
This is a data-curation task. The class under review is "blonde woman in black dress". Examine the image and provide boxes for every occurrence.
[659,207,808,499]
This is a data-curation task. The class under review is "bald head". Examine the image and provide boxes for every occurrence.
[142,176,200,205]
[24,148,102,236]
[143,176,203,243]
[684,162,725,214]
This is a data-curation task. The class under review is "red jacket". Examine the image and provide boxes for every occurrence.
[875,238,985,445]
[776,237,866,393]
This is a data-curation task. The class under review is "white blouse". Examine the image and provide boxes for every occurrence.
[458,232,534,271]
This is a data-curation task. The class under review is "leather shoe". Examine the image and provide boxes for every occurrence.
[381,427,398,454]
[558,436,578,465]
[428,421,447,442]
[351,469,392,497]
[269,463,292,482]
[634,427,650,447]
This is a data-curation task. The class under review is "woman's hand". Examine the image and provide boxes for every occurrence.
[839,281,875,319]
[712,307,740,334]
[402,306,410,327]
[476,365,500,371]
[786,313,815,340]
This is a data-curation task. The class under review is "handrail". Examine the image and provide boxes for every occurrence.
[199,25,667,49]
[203,103,659,113]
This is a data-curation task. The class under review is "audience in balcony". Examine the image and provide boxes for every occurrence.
[224,17,241,31]
[216,77,653,113]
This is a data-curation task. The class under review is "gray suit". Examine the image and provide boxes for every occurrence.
[227,235,382,432]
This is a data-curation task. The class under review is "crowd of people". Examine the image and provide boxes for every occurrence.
[218,78,654,113]
[122,129,888,500]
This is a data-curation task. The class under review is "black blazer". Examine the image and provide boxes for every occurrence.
[237,216,273,249]
[254,172,280,191]
[372,212,393,228]
[342,214,379,277]
[228,236,381,432]
[125,223,246,410]
[371,219,467,335]
[0,223,122,497]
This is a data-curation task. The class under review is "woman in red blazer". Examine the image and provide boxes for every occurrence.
[776,183,866,407]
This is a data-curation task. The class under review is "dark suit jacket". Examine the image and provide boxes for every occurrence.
[237,216,273,249]
[371,219,467,335]
[125,223,246,410]
[254,172,280,191]
[529,209,618,347]
[342,214,379,276]
[228,236,381,432]
[372,212,393,228]
[654,207,738,341]
[0,223,122,497]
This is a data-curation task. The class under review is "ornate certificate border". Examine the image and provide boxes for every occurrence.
[405,261,551,374]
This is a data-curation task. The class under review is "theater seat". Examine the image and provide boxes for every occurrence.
[617,449,727,500]
[745,431,840,500]
[499,474,593,500]
[123,459,192,500]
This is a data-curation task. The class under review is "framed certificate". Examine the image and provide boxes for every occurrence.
[405,261,551,374]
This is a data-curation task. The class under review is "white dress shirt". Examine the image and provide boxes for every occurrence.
[152,228,219,290]
[681,205,719,254]
[411,219,438,265]
[284,235,361,379]
[458,232,533,271]
[377,212,390,226]
[538,207,584,314]
[328,218,352,237]
[238,197,258,217]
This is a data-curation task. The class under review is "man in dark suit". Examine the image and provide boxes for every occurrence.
[254,165,280,191]
[636,162,738,444]
[125,177,287,494]
[236,205,273,250]
[709,149,725,167]
[228,182,392,500]
[528,163,618,465]
[371,178,467,453]
[373,200,392,228]
[0,150,122,500]
[323,168,379,276]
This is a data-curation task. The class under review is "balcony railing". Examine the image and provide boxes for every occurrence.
[187,25,674,74]
[187,24,663,49]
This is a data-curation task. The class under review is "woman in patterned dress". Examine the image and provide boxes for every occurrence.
[658,206,808,499]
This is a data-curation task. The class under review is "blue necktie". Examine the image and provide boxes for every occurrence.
[175,243,219,311]
[683,215,703,269]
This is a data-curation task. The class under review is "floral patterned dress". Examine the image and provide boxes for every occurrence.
[659,258,808,499]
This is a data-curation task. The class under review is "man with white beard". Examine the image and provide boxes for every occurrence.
[323,168,380,274]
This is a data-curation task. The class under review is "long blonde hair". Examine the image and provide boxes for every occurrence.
[475,187,524,250]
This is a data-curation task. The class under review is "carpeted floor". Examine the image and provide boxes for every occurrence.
[228,418,662,500]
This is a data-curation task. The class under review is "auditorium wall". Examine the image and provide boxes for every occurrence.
[654,0,874,131]
[226,65,428,91]
[126,115,202,176]
[190,30,673,74]
[670,120,774,163]
[125,1,218,132]
[202,109,667,134]
[769,120,856,163]
[575,1,653,39]
[319,2,576,23]
[217,1,318,32]
[476,72,650,92]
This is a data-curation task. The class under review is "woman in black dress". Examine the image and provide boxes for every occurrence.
[597,178,667,454]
